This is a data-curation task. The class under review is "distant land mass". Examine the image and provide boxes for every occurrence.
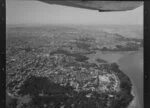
[6,24,142,108]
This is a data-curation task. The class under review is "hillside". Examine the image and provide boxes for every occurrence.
[6,25,142,108]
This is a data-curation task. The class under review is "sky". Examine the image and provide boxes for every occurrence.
[6,0,143,25]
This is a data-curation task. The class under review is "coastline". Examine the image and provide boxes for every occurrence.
[118,49,143,108]
[128,82,138,108]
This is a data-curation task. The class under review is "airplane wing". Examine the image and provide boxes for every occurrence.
[37,0,143,12]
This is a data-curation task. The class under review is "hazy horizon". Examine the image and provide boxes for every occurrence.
[6,0,143,25]
[6,23,143,27]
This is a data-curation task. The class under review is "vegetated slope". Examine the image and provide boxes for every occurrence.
[6,48,133,108]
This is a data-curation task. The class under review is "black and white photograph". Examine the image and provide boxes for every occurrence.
[6,1,143,108]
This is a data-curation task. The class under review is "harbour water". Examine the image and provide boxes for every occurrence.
[87,49,143,108]
[118,50,143,108]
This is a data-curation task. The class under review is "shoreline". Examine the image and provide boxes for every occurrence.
[118,50,143,108]
[128,83,137,108]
